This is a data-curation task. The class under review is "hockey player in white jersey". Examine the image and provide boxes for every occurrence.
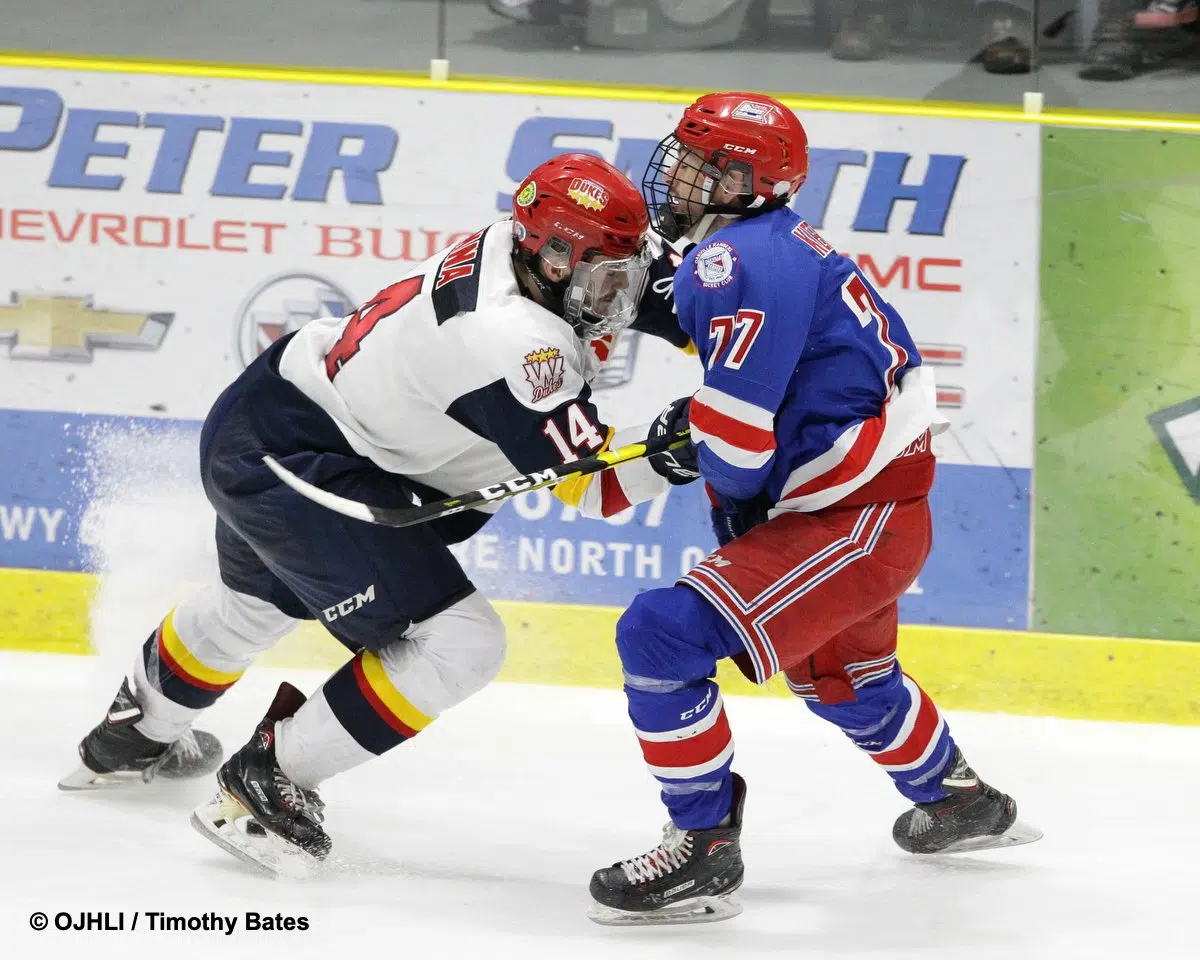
[60,154,697,874]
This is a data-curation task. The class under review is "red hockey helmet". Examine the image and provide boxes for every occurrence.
[644,92,809,243]
[511,153,652,339]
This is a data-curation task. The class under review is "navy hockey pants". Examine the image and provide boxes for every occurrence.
[198,337,478,653]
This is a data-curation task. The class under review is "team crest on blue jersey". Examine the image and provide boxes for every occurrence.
[694,241,738,289]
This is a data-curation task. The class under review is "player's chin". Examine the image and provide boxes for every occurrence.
[667,195,700,219]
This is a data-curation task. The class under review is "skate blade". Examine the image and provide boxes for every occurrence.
[931,819,1044,855]
[587,894,743,926]
[190,789,319,880]
[58,763,148,791]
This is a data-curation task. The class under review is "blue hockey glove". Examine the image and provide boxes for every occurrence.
[710,490,771,546]
[647,396,700,486]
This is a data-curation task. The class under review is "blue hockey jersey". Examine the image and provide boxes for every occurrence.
[675,206,942,511]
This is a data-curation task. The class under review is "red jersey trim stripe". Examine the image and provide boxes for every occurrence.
[785,407,887,500]
[775,366,941,512]
[690,427,775,472]
[876,308,908,393]
[690,398,776,455]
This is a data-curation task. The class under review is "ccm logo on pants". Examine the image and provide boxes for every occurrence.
[323,585,376,622]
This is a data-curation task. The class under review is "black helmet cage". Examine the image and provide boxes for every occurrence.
[643,134,796,244]
[643,133,763,243]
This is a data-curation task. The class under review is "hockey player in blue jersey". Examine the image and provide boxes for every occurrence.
[588,92,1040,926]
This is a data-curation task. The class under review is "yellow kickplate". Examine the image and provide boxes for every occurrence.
[3,570,1195,725]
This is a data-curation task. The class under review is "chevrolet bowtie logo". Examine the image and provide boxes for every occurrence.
[0,294,173,362]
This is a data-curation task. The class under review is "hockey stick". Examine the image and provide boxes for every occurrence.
[261,430,691,529]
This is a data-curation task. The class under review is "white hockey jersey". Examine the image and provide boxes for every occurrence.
[277,219,670,518]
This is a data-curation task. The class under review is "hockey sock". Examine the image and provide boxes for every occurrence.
[613,586,748,829]
[277,649,438,788]
[625,674,735,830]
[802,664,957,804]
[135,609,246,742]
[274,591,504,788]
[132,584,299,743]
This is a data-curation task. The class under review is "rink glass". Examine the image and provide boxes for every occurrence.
[2,0,1199,115]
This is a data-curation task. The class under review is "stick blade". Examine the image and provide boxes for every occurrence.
[261,456,376,523]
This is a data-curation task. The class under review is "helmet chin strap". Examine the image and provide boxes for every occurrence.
[562,279,586,330]
[513,247,594,338]
[515,247,566,310]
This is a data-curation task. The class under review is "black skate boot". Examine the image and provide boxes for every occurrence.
[190,682,330,878]
[893,748,1041,854]
[588,774,747,925]
[58,677,223,790]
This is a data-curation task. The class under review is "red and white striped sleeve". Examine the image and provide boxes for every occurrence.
[688,384,777,497]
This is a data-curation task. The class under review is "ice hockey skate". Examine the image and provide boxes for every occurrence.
[893,748,1042,854]
[191,682,330,879]
[58,677,223,790]
[588,774,747,926]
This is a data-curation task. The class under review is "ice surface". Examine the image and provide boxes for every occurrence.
[1,650,1196,959]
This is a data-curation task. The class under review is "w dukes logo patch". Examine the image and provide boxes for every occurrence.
[523,347,566,402]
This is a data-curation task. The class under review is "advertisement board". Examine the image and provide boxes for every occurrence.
[1037,127,1200,642]
[0,68,1041,629]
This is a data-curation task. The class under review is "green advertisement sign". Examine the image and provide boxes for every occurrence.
[1038,127,1200,642]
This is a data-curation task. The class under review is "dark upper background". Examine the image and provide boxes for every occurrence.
[3,0,1199,113]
